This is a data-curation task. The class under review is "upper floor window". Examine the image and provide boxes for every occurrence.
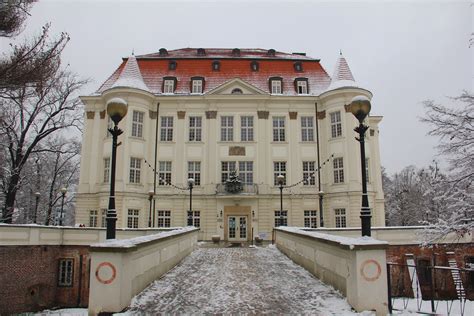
[221,161,236,183]
[231,88,243,94]
[221,116,234,141]
[129,157,141,183]
[163,79,175,93]
[127,209,139,228]
[131,110,144,138]
[157,210,171,228]
[158,161,172,185]
[273,162,286,185]
[335,208,346,227]
[241,116,254,141]
[103,158,110,183]
[238,161,253,184]
[188,161,201,186]
[168,60,177,70]
[333,157,344,184]
[197,48,206,56]
[160,116,173,141]
[301,116,314,142]
[295,78,308,94]
[294,62,303,72]
[272,116,285,142]
[270,79,282,94]
[101,209,107,228]
[191,78,203,94]
[232,48,241,56]
[58,259,74,287]
[250,61,259,71]
[189,116,202,141]
[302,161,316,185]
[267,49,276,57]
[330,111,342,138]
[274,210,288,227]
[106,117,113,138]
[89,210,98,227]
[212,60,220,71]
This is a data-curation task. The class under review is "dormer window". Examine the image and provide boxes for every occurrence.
[267,49,276,57]
[294,62,303,72]
[197,48,206,56]
[168,60,177,70]
[269,77,283,94]
[250,61,259,71]
[295,78,308,94]
[191,77,204,94]
[232,48,241,57]
[231,88,243,94]
[163,77,177,94]
[159,48,168,56]
[212,60,220,71]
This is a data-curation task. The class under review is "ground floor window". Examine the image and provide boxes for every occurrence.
[304,210,318,228]
[101,209,107,228]
[58,258,74,287]
[274,210,288,227]
[89,210,98,227]
[157,210,171,227]
[335,208,346,228]
[187,210,200,227]
[127,209,139,228]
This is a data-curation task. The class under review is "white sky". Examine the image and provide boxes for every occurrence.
[1,0,472,175]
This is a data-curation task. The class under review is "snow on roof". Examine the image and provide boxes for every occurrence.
[108,55,151,93]
[326,53,359,92]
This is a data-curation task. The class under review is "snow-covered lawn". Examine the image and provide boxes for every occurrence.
[124,245,368,315]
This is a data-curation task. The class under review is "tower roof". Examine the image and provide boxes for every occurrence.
[109,54,150,93]
[326,52,359,91]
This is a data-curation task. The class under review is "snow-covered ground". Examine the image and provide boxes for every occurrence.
[392,297,473,315]
[123,245,369,315]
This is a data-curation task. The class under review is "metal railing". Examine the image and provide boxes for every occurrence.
[387,262,474,315]
[215,183,258,195]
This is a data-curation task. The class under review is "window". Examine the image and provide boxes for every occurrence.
[333,157,344,183]
[163,79,175,93]
[197,48,206,56]
[212,60,220,71]
[168,60,177,70]
[58,259,74,287]
[304,210,318,228]
[301,116,314,142]
[160,116,173,141]
[272,117,285,142]
[465,257,474,289]
[188,161,201,186]
[159,161,172,185]
[274,210,288,227]
[106,117,113,137]
[89,210,98,227]
[157,210,171,228]
[330,111,342,138]
[221,161,236,183]
[274,162,287,185]
[129,157,141,183]
[416,259,432,285]
[365,158,370,183]
[127,209,139,228]
[294,62,303,71]
[220,116,234,141]
[335,208,346,228]
[103,158,110,183]
[270,79,282,94]
[238,161,253,184]
[231,88,243,94]
[187,210,200,227]
[302,161,316,185]
[189,116,202,141]
[250,61,259,71]
[131,111,144,138]
[296,80,308,94]
[192,79,203,94]
[101,209,107,228]
[241,116,254,141]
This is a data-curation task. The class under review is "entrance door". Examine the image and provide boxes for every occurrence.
[228,216,247,241]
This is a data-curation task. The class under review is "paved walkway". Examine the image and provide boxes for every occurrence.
[126,245,361,315]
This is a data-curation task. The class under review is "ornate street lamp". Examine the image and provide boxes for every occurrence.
[33,191,40,224]
[59,187,67,226]
[277,174,285,226]
[106,97,128,239]
[148,190,154,227]
[318,190,324,227]
[350,95,372,236]
[188,178,195,226]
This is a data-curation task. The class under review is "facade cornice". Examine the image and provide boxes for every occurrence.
[318,87,372,102]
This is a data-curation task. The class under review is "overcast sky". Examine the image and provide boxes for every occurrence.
[1,0,472,175]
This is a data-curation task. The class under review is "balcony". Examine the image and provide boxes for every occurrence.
[215,183,258,195]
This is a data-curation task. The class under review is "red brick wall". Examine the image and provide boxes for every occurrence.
[0,245,90,314]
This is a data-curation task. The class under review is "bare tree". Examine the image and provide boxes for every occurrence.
[0,0,36,37]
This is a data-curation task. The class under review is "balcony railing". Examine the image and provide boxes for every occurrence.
[215,183,258,195]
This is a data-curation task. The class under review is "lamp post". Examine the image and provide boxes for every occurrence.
[106,97,128,239]
[350,95,372,237]
[33,191,40,224]
[59,187,67,226]
[188,178,195,226]
[277,174,285,226]
[148,190,154,227]
[318,190,324,227]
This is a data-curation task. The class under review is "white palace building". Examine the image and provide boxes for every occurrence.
[76,48,385,241]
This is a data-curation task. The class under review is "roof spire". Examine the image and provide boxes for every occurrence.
[132,48,134,56]
[326,52,357,91]
[339,49,342,56]
[110,55,150,92]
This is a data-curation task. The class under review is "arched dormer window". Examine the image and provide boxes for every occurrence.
[294,62,303,72]
[250,61,259,72]
[168,60,177,70]
[232,48,241,56]
[231,88,243,94]
[197,48,206,56]
[159,48,168,56]
[212,60,220,71]
[267,49,276,57]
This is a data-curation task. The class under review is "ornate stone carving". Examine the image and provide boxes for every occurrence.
[316,111,326,120]
[257,111,269,119]
[99,110,106,119]
[149,110,157,119]
[206,111,217,119]
[86,111,95,119]
[177,111,186,119]
[344,104,351,112]
[229,146,245,156]
[289,112,298,120]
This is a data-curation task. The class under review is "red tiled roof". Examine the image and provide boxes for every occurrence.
[98,48,332,95]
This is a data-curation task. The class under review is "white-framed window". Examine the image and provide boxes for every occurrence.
[163,79,174,93]
[304,210,318,228]
[296,80,308,94]
[131,110,144,138]
[101,209,107,228]
[127,209,139,228]
[302,161,316,185]
[89,210,98,227]
[187,210,200,227]
[221,161,236,183]
[192,79,203,94]
[129,157,141,183]
[274,210,288,227]
[58,258,74,287]
[365,158,370,183]
[157,210,171,227]
[106,117,113,138]
[271,80,282,94]
[189,116,202,141]
[335,208,347,228]
[103,158,110,183]
[188,161,201,186]
[220,116,234,141]
[301,116,314,142]
[333,157,344,184]
[274,162,287,185]
[241,116,254,141]
[160,116,173,141]
[238,161,253,184]
[159,161,172,185]
[330,111,342,138]
[272,116,285,142]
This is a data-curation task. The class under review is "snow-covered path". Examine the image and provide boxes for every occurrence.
[126,245,362,315]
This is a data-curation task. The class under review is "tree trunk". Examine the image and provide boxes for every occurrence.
[2,172,20,223]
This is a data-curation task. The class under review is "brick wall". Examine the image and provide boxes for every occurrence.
[0,245,90,314]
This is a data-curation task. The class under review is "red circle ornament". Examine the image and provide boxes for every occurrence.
[95,262,117,284]
[360,259,382,282]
